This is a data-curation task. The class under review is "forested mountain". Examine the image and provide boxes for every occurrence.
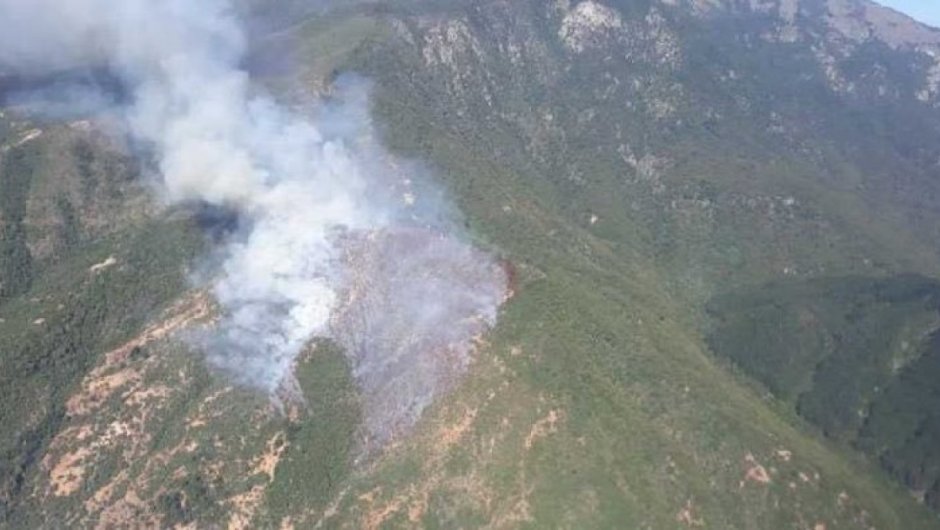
[2,0,940,527]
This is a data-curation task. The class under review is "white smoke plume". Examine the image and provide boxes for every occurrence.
[0,0,507,436]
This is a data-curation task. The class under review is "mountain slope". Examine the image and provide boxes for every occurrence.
[2,0,940,528]
[308,2,936,527]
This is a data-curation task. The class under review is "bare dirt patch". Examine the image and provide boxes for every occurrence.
[676,498,705,527]
[48,447,92,497]
[89,256,118,274]
[436,405,479,451]
[37,291,216,525]
[252,432,289,481]
[225,431,291,529]
[94,488,159,530]
[12,128,43,147]
[66,291,211,416]
[741,453,772,486]
[228,485,267,530]
[524,409,563,450]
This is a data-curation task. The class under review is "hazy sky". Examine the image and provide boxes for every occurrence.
[878,1,940,27]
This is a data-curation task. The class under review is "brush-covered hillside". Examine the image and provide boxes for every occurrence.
[3,0,940,528]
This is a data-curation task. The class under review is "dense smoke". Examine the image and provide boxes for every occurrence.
[0,0,506,437]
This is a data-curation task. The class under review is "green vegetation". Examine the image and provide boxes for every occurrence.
[0,218,204,522]
[0,142,40,300]
[317,0,940,524]
[0,116,182,524]
[222,2,927,525]
[859,335,940,510]
[262,341,361,522]
[4,0,940,527]
[708,275,940,511]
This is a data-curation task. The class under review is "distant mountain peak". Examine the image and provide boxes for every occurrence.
[660,0,940,101]
[679,0,940,45]
[826,0,940,48]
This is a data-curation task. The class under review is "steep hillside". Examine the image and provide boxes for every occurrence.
[708,275,940,509]
[0,113,206,523]
[0,116,151,300]
[332,0,940,525]
[2,0,940,528]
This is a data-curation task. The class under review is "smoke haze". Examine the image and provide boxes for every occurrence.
[0,0,506,439]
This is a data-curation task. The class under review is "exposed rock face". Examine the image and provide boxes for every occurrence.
[558,1,624,52]
[678,0,940,100]
[825,0,940,48]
